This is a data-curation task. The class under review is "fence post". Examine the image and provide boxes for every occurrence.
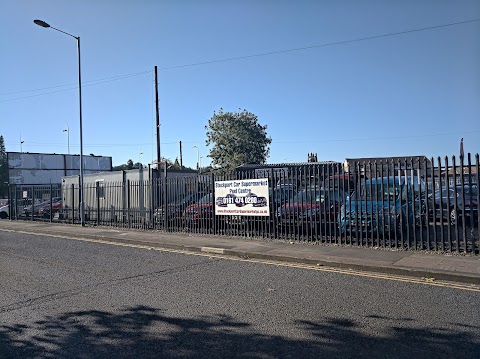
[459,153,467,252]
[212,173,216,235]
[476,154,480,254]
[163,167,167,231]
[70,184,74,224]
[127,180,131,228]
[96,181,100,226]
[30,185,34,221]
[49,183,53,222]
[452,156,459,253]
[150,174,154,229]
[7,184,12,220]
[14,185,18,220]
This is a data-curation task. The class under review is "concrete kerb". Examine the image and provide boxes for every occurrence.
[1,222,479,285]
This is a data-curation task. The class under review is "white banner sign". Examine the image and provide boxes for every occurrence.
[214,178,270,216]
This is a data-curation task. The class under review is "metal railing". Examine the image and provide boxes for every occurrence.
[6,154,479,254]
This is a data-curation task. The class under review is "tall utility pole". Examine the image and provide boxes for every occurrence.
[179,141,183,168]
[154,66,161,169]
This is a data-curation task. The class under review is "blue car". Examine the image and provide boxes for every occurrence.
[340,176,426,236]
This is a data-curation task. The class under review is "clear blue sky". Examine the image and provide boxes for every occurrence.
[1,0,479,168]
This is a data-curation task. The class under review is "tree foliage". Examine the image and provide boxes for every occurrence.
[112,157,196,172]
[112,159,134,171]
[205,109,272,172]
[0,136,7,198]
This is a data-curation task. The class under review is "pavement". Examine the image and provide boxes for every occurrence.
[1,220,479,285]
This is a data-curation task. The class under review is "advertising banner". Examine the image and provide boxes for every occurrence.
[214,178,270,216]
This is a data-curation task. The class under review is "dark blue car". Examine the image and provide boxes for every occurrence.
[340,176,425,236]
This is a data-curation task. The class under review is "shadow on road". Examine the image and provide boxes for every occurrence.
[1,305,479,358]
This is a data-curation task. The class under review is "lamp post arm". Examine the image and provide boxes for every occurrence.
[50,26,79,40]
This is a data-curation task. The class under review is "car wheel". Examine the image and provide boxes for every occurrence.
[0,212,7,219]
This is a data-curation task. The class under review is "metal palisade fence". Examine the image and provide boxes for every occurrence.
[6,154,479,254]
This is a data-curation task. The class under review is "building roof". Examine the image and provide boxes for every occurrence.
[344,156,429,164]
[236,161,340,169]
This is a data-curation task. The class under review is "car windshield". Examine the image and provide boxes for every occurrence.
[0,199,8,206]
[178,194,194,204]
[292,190,324,204]
[360,184,400,201]
[178,193,205,205]
[197,193,213,204]
[324,176,355,191]
[271,188,294,201]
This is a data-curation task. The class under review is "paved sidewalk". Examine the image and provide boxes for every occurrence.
[1,220,479,284]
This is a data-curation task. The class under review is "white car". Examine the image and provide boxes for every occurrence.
[0,204,9,219]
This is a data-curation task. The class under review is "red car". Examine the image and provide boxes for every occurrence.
[38,198,63,218]
[183,193,214,228]
[276,188,341,234]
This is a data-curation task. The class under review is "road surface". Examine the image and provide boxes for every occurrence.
[1,230,479,358]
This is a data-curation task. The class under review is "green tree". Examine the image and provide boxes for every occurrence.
[205,109,272,172]
[0,136,7,198]
[127,159,134,170]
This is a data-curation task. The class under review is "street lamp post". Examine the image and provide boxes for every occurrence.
[34,19,85,226]
[63,125,70,155]
[193,145,200,174]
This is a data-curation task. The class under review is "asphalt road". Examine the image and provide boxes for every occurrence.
[0,231,479,359]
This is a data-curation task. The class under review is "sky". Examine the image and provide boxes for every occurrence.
[1,0,479,168]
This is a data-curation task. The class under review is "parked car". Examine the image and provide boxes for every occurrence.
[322,174,356,195]
[37,198,63,218]
[0,199,9,207]
[299,188,344,234]
[276,187,342,233]
[183,193,214,228]
[0,199,37,219]
[0,204,9,219]
[429,185,478,225]
[154,192,207,226]
[24,197,62,217]
[340,176,426,237]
